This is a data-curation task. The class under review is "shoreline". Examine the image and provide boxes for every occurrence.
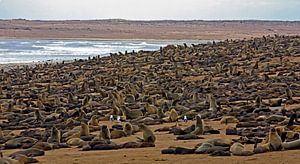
[0,37,210,42]
[0,61,53,70]
[0,38,212,65]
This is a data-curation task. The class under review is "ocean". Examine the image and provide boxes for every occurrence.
[0,39,207,64]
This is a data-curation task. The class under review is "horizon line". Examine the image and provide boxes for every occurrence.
[1,18,300,22]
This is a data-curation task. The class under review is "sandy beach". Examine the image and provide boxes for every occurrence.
[1,0,300,163]
[0,19,300,40]
[0,22,300,164]
[23,122,300,164]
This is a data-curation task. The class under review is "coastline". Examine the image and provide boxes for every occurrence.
[0,38,212,65]
[0,37,210,42]
[0,61,52,70]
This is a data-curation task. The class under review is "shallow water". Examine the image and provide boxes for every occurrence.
[0,39,208,64]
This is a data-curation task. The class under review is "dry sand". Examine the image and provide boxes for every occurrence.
[0,19,300,40]
[2,120,299,164]
[1,20,300,164]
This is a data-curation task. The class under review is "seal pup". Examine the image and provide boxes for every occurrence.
[220,116,239,124]
[121,106,143,120]
[80,123,90,137]
[254,95,262,108]
[111,130,127,139]
[62,126,81,139]
[208,94,219,113]
[100,125,111,141]
[157,106,166,119]
[195,142,214,154]
[145,103,158,115]
[191,115,204,135]
[285,87,293,100]
[163,108,178,122]
[34,110,45,123]
[88,115,99,126]
[37,100,45,111]
[67,138,86,147]
[123,122,133,136]
[32,142,53,151]
[0,128,4,140]
[230,142,254,156]
[254,127,282,153]
[47,126,61,144]
[137,124,156,143]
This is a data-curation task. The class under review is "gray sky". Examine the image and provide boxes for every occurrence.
[0,0,299,20]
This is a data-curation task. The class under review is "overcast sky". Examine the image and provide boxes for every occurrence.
[0,0,299,20]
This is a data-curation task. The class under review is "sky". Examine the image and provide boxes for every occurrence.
[0,0,299,20]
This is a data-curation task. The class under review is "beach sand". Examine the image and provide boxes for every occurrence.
[0,19,300,40]
[2,121,299,164]
[0,22,300,164]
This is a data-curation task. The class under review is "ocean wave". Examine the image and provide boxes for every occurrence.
[93,44,143,49]
[0,49,9,51]
[128,42,167,47]
[0,39,168,63]
[45,46,104,52]
[128,42,148,46]
[110,42,123,45]
[20,41,30,45]
[52,41,65,44]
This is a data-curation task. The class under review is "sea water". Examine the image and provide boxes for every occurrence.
[0,39,208,64]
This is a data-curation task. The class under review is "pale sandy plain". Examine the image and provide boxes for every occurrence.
[0,19,300,40]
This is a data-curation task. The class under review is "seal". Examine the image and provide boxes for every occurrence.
[208,94,218,112]
[163,108,178,122]
[47,126,61,144]
[80,123,90,137]
[100,125,111,141]
[220,116,239,124]
[254,127,282,153]
[137,124,156,143]
[123,122,133,136]
[88,115,99,126]
[191,115,204,135]
[230,142,254,156]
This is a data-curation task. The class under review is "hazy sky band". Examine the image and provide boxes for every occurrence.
[0,0,299,20]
